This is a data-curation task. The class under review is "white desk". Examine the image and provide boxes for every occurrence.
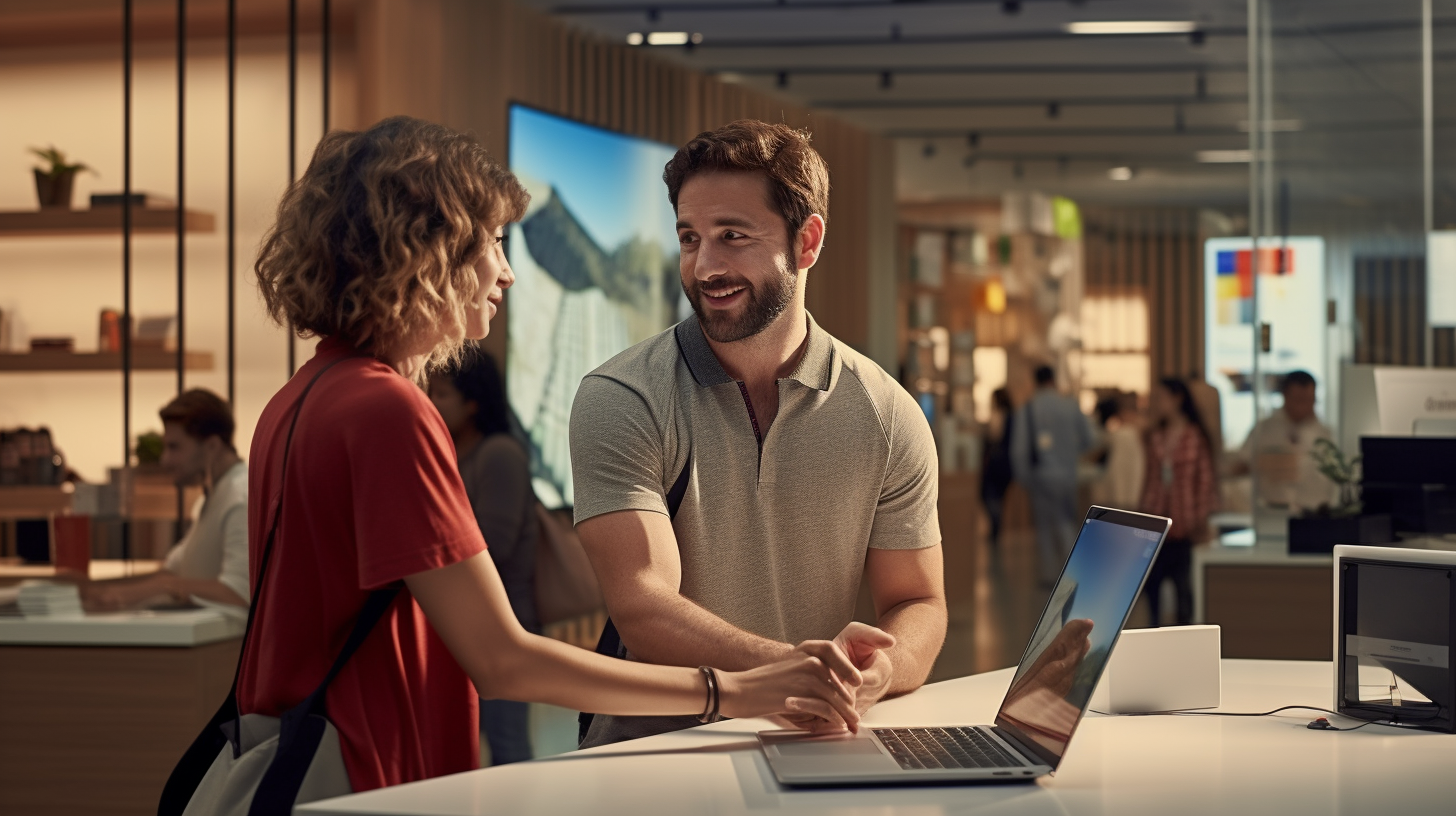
[0,607,245,646]
[300,660,1454,816]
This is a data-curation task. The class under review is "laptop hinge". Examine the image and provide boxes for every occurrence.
[990,726,1042,766]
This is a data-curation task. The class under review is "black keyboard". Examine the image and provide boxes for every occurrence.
[873,727,1023,771]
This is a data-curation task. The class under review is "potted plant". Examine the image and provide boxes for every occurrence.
[30,145,92,209]
[1287,438,1393,554]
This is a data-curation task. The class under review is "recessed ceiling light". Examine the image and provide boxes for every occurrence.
[1066,21,1198,35]
[626,32,644,45]
[646,31,691,46]
[1198,149,1255,163]
[1108,166,1134,181]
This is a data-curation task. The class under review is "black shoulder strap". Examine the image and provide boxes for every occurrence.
[578,453,691,743]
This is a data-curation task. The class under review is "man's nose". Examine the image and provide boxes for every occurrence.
[692,240,728,281]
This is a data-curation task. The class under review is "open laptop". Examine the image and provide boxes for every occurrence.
[759,505,1170,786]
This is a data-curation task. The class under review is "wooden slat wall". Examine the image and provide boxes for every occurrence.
[358,0,885,361]
[1082,208,1205,386]
[1353,256,1456,366]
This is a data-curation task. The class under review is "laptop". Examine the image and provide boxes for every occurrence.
[758,505,1170,786]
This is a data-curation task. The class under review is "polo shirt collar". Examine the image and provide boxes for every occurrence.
[675,312,836,392]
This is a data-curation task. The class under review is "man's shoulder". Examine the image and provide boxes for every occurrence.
[584,323,684,392]
[829,337,925,442]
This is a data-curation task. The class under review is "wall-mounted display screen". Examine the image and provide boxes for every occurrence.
[506,104,688,508]
[1203,236,1327,450]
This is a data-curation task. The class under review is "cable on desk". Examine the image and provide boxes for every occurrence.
[1090,704,1445,732]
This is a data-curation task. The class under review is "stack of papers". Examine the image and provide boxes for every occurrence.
[17,581,84,619]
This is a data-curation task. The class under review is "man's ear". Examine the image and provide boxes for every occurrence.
[795,214,826,272]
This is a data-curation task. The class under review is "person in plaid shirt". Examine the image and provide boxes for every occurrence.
[1139,377,1219,626]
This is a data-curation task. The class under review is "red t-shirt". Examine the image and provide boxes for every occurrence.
[238,337,486,791]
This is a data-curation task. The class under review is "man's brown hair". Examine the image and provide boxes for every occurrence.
[160,389,235,451]
[663,120,830,240]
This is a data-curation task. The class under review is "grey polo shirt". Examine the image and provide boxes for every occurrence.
[570,313,940,744]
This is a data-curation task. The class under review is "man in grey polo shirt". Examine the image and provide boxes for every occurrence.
[571,120,947,747]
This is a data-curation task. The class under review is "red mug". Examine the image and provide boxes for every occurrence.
[52,514,92,576]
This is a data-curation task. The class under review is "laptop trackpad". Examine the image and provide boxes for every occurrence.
[775,739,884,757]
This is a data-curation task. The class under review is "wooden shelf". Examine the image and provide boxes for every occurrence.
[0,351,214,373]
[0,486,73,520]
[0,208,215,236]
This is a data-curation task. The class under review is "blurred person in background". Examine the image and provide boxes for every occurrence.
[980,387,1015,552]
[1091,391,1145,512]
[81,389,249,613]
[1011,365,1096,586]
[1139,378,1218,626]
[429,350,538,765]
[1227,370,1336,514]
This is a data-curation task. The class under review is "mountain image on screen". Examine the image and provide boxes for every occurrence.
[506,106,684,509]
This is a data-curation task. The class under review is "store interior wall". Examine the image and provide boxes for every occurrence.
[0,33,352,483]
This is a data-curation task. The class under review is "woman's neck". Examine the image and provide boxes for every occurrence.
[453,425,484,454]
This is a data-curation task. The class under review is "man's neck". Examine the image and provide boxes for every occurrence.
[706,304,811,388]
[452,426,484,455]
[204,451,240,493]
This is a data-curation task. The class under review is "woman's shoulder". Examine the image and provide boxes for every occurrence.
[470,434,529,470]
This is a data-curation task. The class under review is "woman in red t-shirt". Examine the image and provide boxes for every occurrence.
[1138,377,1219,627]
[238,116,884,793]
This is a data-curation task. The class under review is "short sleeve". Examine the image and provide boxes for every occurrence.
[869,387,941,550]
[215,501,251,603]
[569,374,668,525]
[344,382,486,589]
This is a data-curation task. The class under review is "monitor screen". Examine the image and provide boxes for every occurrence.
[996,508,1167,767]
[505,104,689,508]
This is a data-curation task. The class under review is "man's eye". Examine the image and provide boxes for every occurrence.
[679,233,698,244]
[724,231,743,240]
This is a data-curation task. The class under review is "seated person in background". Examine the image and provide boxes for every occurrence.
[571,120,947,748]
[82,389,248,612]
[1227,370,1336,513]
[428,350,538,766]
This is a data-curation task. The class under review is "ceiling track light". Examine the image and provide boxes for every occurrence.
[777,71,789,88]
[1002,1,1021,15]
[646,7,659,22]
[1108,166,1134,181]
[1047,102,1060,119]
[967,132,980,149]
[1190,29,1206,46]
[922,141,937,159]
[881,71,894,90]
[1066,21,1198,35]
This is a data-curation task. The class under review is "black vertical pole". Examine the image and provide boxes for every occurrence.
[176,0,186,530]
[122,0,133,565]
[176,0,186,396]
[287,0,298,377]
[323,0,331,134]
[226,0,236,406]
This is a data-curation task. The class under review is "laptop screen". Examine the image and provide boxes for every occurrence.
[994,507,1169,768]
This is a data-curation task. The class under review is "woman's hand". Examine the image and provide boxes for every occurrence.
[717,632,889,733]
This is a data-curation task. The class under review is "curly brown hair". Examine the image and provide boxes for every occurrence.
[663,120,830,242]
[255,116,528,368]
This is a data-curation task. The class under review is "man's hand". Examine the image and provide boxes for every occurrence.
[835,622,895,714]
[775,622,896,733]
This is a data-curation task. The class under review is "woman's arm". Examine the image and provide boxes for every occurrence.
[405,551,876,728]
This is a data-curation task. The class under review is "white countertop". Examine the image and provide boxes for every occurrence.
[0,607,245,647]
[298,659,1455,816]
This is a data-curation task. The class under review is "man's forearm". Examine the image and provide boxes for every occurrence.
[612,588,795,671]
[875,596,948,697]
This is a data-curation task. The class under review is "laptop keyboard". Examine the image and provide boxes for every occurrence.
[873,727,1023,771]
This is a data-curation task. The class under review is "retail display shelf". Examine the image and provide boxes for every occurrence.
[0,207,215,236]
[0,350,213,372]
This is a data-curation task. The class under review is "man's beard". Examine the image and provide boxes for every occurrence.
[685,263,797,344]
